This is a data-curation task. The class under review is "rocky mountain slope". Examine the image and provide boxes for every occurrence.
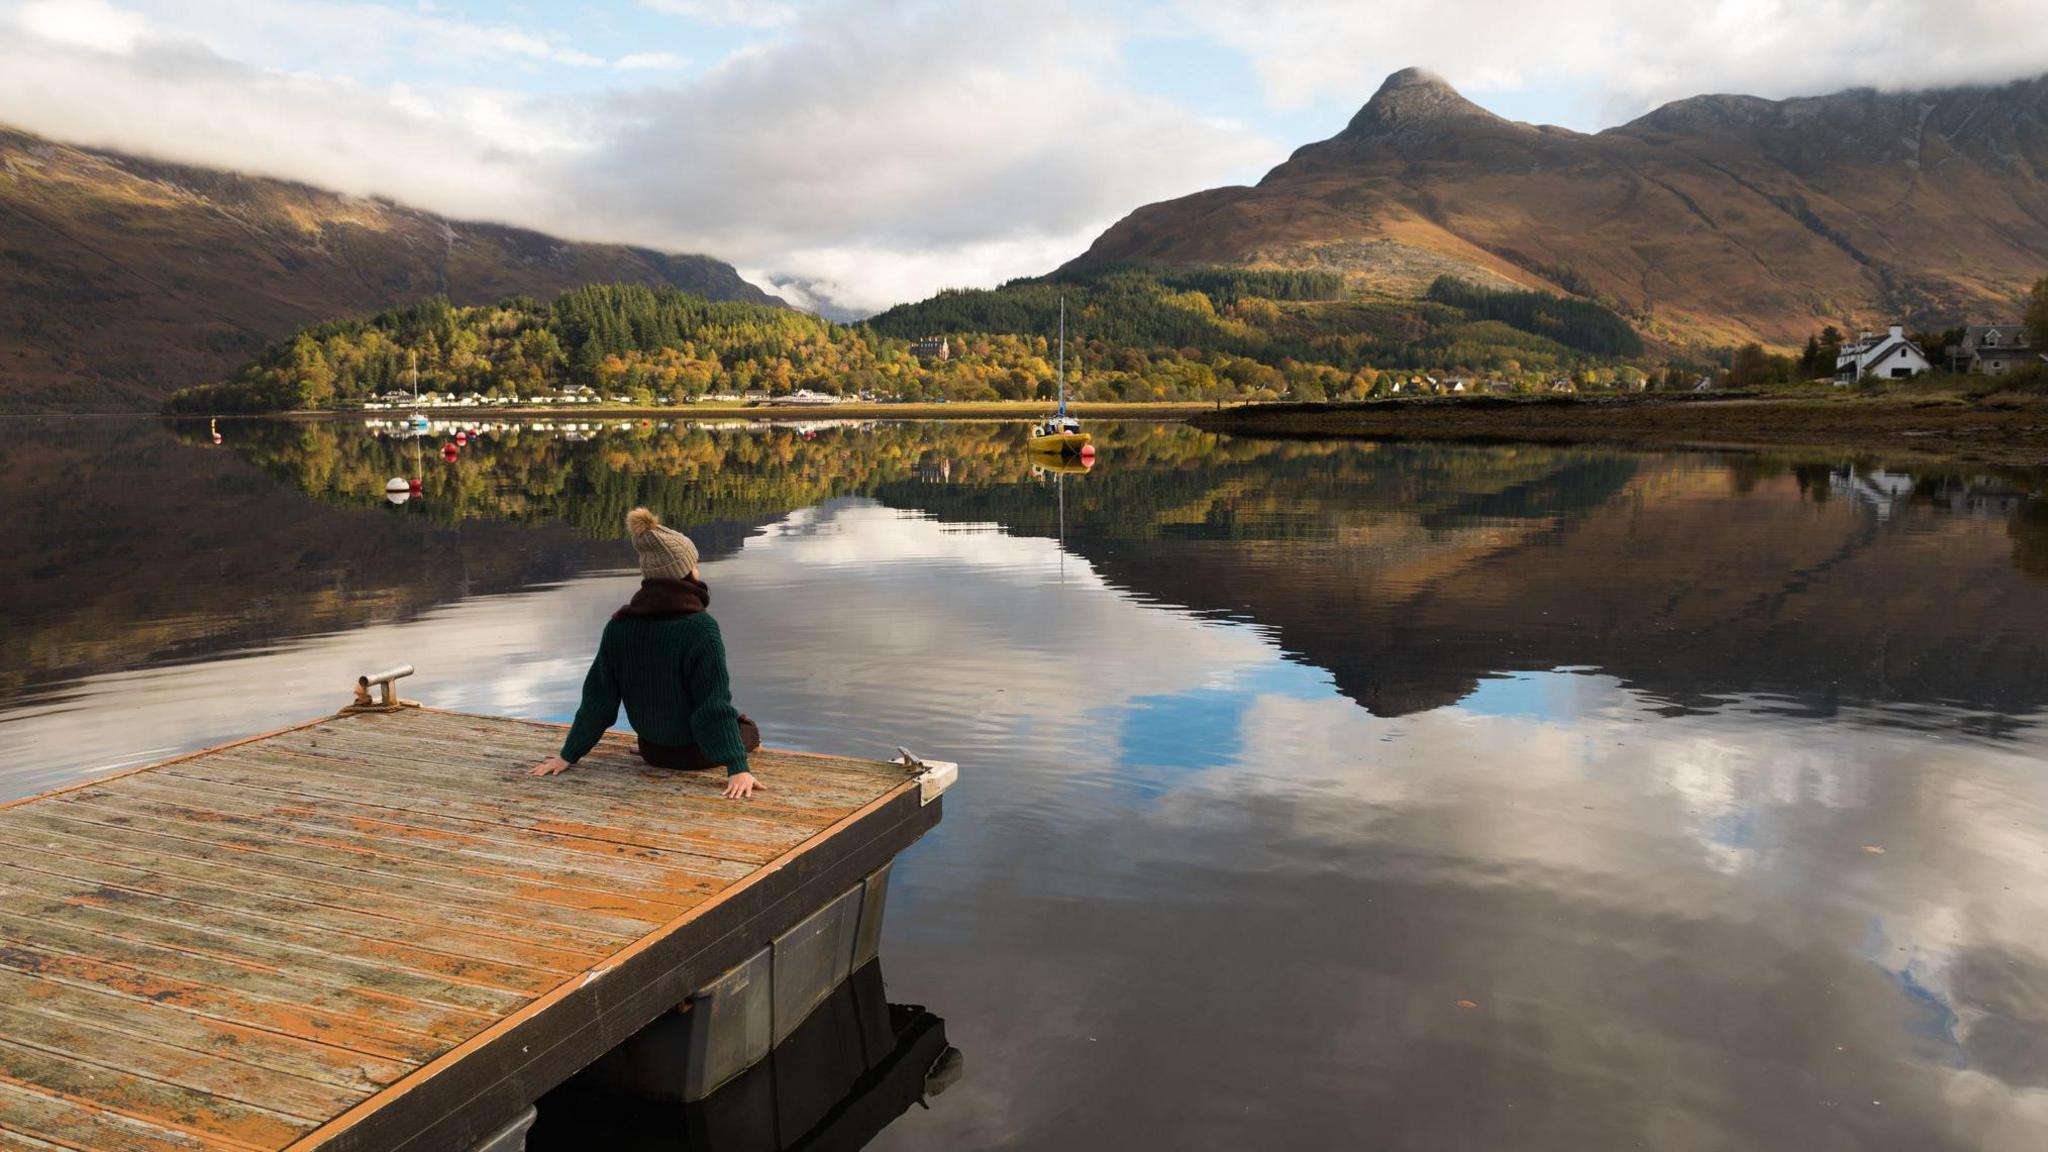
[0,125,778,411]
[1065,69,2048,348]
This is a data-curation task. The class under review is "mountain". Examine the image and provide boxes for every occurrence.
[0,125,780,412]
[1064,68,2048,348]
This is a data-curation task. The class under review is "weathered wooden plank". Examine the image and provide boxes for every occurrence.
[181,750,802,863]
[0,1124,66,1151]
[404,710,918,781]
[111,768,752,887]
[291,722,898,817]
[0,857,596,976]
[0,865,570,995]
[62,774,734,897]
[0,940,442,1064]
[293,739,885,831]
[0,1002,360,1122]
[128,766,757,881]
[225,735,834,847]
[0,909,492,1047]
[0,1038,312,1149]
[0,840,612,974]
[0,969,406,1094]
[30,799,698,928]
[352,711,916,799]
[0,1077,226,1152]
[0,881,528,1008]
[5,807,681,939]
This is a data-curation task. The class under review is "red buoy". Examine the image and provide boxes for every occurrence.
[442,443,459,461]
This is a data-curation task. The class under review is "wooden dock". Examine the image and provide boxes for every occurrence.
[0,706,945,1152]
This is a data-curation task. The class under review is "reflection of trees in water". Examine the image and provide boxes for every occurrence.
[878,439,1639,545]
[2013,499,2048,586]
[887,442,2048,724]
[180,420,1144,534]
[89,419,2048,727]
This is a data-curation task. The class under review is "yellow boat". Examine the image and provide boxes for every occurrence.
[1027,296,1093,457]
[1028,417,1092,456]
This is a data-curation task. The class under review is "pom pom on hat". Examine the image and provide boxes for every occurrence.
[627,507,660,536]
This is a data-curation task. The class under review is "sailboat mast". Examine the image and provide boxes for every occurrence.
[1057,297,1066,417]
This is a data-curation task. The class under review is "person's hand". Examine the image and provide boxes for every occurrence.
[723,771,766,800]
[529,756,572,777]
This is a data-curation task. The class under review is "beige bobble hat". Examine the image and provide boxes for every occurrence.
[626,508,699,581]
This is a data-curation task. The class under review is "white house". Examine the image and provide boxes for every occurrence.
[1961,324,2037,375]
[760,388,845,407]
[1835,326,1931,383]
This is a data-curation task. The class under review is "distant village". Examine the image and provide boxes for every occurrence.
[350,315,2044,411]
[362,383,873,411]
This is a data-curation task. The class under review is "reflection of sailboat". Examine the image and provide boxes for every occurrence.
[1027,298,1093,457]
[1030,449,1092,583]
[1027,451,1094,475]
[404,352,430,434]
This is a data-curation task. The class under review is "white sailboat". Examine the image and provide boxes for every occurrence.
[1028,297,1092,456]
[404,352,430,433]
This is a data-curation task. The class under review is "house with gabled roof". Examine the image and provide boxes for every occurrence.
[1835,325,1931,383]
[1960,323,2036,375]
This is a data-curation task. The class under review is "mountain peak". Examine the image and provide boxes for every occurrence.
[1343,68,1501,137]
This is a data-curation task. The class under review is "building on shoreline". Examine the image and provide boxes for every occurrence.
[1959,324,2038,375]
[1835,325,1931,383]
[760,388,847,407]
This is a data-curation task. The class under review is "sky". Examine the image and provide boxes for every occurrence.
[3,0,2047,316]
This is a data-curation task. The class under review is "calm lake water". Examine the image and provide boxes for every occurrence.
[7,416,2048,1149]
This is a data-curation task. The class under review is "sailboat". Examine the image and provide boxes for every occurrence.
[1027,298,1092,456]
[404,352,431,434]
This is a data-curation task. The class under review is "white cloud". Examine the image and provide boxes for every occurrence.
[558,0,1273,311]
[17,0,150,52]
[613,50,687,71]
[1169,0,2048,127]
[0,0,1273,315]
[638,0,797,28]
[3,0,2042,315]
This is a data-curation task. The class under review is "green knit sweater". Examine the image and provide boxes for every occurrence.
[559,614,750,775]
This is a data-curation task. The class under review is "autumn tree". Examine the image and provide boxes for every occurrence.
[2025,276,2048,351]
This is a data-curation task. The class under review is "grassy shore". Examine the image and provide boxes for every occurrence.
[1191,389,2048,468]
[210,400,1217,422]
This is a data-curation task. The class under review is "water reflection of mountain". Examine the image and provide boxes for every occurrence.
[878,446,2048,725]
[1,422,599,700]
[15,419,2047,730]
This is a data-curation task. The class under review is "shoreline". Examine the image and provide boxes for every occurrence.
[1190,393,2048,469]
[151,401,1219,423]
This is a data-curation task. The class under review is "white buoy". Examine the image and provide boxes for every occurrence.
[385,477,412,506]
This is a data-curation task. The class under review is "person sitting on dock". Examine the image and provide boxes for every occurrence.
[530,507,766,799]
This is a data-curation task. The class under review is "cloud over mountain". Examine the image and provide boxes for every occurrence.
[3,0,2047,314]
[0,0,1273,314]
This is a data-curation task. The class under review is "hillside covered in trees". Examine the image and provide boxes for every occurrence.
[171,270,1658,413]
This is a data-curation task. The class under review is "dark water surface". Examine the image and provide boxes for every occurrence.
[7,416,2048,1150]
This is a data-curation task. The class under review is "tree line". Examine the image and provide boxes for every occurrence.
[168,270,1658,413]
